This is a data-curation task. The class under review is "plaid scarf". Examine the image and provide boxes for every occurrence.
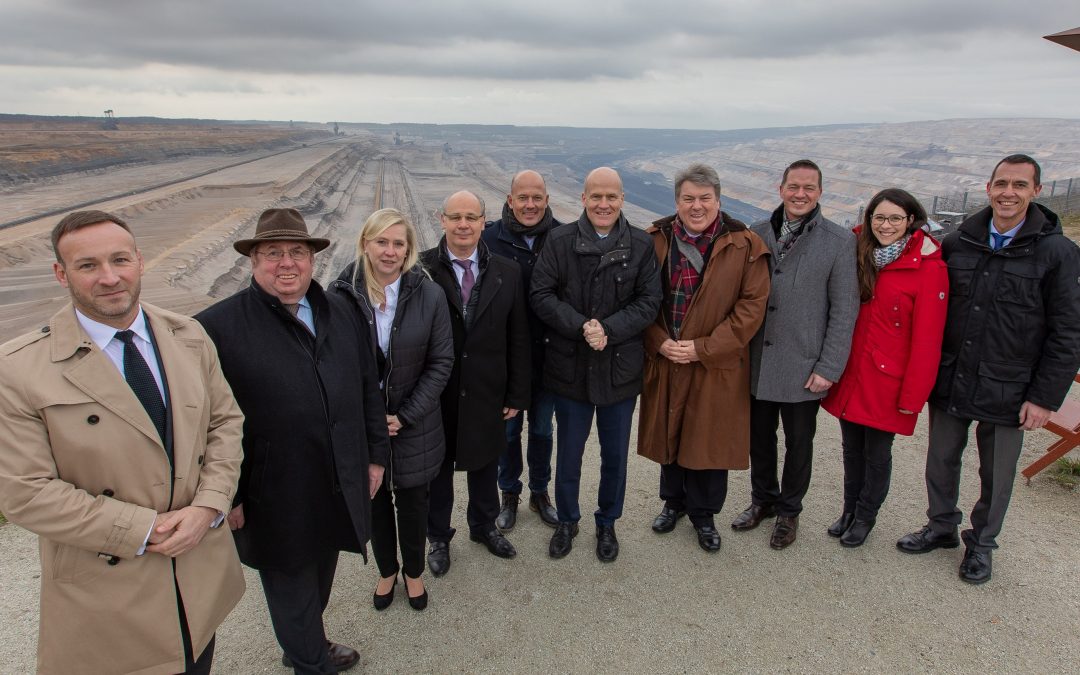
[776,217,804,262]
[667,215,720,338]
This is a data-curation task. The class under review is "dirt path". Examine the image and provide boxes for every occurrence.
[1,412,1077,673]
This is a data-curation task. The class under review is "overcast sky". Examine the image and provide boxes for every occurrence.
[1,0,1078,129]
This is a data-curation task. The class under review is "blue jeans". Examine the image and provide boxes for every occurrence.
[553,395,636,527]
[498,386,555,494]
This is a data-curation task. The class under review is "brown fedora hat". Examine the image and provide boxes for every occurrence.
[233,208,331,255]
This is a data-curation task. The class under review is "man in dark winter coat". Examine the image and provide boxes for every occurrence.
[531,167,662,563]
[898,154,1080,584]
[420,190,531,577]
[196,208,389,674]
[730,159,858,550]
[482,169,564,532]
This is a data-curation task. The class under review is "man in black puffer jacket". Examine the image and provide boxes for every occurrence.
[898,155,1080,585]
[482,169,564,532]
[531,167,661,563]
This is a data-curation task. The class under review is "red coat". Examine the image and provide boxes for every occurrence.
[822,229,948,435]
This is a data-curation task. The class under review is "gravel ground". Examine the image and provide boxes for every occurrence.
[1,408,1077,674]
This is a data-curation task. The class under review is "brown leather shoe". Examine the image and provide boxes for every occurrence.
[730,503,776,531]
[770,515,798,549]
[281,641,360,671]
[328,642,361,671]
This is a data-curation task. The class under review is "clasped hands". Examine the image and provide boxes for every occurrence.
[583,319,607,351]
[659,339,699,364]
[146,505,218,558]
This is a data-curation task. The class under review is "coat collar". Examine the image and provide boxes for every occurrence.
[49,302,186,451]
[958,202,1059,248]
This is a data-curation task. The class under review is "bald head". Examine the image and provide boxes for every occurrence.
[440,190,486,258]
[581,167,625,234]
[507,170,549,227]
[584,167,622,193]
[440,190,485,217]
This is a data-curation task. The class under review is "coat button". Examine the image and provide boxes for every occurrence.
[768,306,776,312]
[973,305,980,312]
[102,489,115,497]
[87,415,100,425]
[764,341,772,347]
[107,556,119,566]
[41,325,51,333]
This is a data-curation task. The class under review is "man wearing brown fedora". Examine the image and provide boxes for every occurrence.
[196,208,390,673]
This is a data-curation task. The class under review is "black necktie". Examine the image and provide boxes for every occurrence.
[115,330,167,445]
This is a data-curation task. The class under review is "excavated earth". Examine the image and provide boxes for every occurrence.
[0,122,1077,673]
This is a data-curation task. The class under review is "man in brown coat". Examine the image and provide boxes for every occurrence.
[0,210,245,674]
[638,164,771,551]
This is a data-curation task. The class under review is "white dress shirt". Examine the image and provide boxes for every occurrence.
[374,276,401,354]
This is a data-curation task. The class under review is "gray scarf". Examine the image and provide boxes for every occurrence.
[872,234,911,270]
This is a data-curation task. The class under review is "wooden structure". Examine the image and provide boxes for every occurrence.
[1022,373,1080,481]
[1044,27,1080,53]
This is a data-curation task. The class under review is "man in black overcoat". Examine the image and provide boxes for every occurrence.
[420,190,531,577]
[196,208,389,673]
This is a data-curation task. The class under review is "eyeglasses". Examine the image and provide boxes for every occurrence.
[870,214,911,226]
[256,246,312,262]
[443,213,483,224]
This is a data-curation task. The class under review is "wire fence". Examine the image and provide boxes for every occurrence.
[844,176,1080,231]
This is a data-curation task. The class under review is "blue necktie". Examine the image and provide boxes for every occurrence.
[991,233,1011,251]
[115,330,167,449]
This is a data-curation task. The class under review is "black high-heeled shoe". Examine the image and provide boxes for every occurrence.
[373,575,397,611]
[404,575,428,611]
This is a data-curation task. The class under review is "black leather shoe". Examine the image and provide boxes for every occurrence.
[769,515,798,549]
[839,519,875,548]
[529,491,559,527]
[695,524,721,552]
[549,522,578,558]
[282,642,360,671]
[372,575,396,610]
[404,575,428,611]
[651,506,686,534]
[827,512,855,538]
[959,547,992,584]
[731,503,776,531]
[496,491,519,531]
[596,525,619,562]
[469,528,517,558]
[427,541,450,576]
[896,526,960,554]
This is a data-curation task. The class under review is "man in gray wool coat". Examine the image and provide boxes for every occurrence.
[730,159,859,549]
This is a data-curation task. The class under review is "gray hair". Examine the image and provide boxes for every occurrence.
[674,163,722,199]
[439,190,485,217]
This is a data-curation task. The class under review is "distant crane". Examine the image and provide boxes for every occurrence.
[101,109,118,130]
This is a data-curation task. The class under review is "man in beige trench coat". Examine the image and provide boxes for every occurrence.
[638,164,771,552]
[0,210,245,674]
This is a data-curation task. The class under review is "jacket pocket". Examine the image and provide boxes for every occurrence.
[870,348,904,379]
[611,341,645,388]
[997,262,1042,307]
[544,334,577,385]
[946,255,980,297]
[613,264,639,305]
[973,361,1032,419]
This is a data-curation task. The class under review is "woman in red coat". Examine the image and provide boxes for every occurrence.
[822,188,948,547]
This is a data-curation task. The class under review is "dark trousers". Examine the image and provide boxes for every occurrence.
[925,405,1025,552]
[749,396,820,517]
[371,481,429,579]
[258,550,339,675]
[839,419,896,521]
[659,463,729,527]
[498,386,556,494]
[553,395,636,527]
[427,455,500,542]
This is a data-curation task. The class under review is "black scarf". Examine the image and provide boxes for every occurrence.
[502,201,555,238]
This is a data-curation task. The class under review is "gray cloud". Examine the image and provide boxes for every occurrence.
[0,0,1075,80]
